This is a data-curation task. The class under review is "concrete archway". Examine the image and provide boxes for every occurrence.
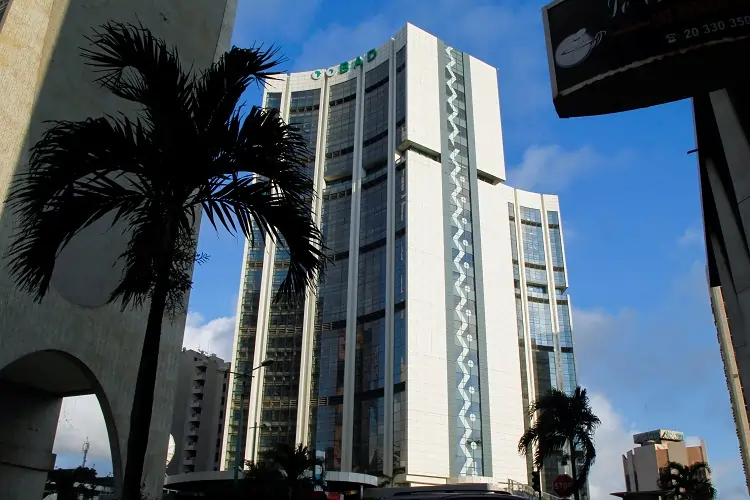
[0,0,237,499]
[0,350,123,498]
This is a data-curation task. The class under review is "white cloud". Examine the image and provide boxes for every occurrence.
[586,392,638,497]
[582,395,743,498]
[293,16,397,72]
[684,435,703,447]
[181,312,236,362]
[678,226,703,249]
[507,144,632,193]
[54,395,111,465]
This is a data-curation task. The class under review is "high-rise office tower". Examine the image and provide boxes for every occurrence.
[167,349,230,475]
[221,23,581,491]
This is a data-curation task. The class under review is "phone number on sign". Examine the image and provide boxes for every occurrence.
[677,15,750,41]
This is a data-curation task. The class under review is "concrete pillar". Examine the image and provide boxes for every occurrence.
[0,382,62,500]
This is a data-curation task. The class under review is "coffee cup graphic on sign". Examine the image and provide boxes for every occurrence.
[554,28,607,68]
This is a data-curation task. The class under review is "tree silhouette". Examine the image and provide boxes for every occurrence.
[658,461,716,499]
[44,467,98,500]
[518,387,600,500]
[6,22,325,499]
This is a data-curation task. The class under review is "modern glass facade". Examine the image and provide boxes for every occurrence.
[222,23,581,492]
[508,202,583,496]
[223,223,264,470]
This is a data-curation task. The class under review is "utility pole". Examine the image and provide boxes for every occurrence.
[81,437,90,468]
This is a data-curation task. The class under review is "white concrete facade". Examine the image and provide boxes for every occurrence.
[222,23,578,490]
[0,1,235,498]
[404,151,451,482]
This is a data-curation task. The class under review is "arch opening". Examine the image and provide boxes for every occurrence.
[0,349,123,499]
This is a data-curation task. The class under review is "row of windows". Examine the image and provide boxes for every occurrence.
[509,203,580,487]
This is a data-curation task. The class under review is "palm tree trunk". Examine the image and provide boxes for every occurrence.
[121,223,178,500]
[569,440,581,500]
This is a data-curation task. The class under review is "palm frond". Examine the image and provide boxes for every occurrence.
[192,45,285,144]
[81,21,195,142]
[233,106,315,204]
[5,117,150,302]
[575,434,597,485]
[518,386,601,491]
[193,173,326,305]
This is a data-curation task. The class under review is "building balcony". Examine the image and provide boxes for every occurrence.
[185,442,196,451]
[195,370,206,381]
[190,398,203,409]
[183,456,195,465]
[191,384,204,394]
[187,426,199,437]
[189,413,201,423]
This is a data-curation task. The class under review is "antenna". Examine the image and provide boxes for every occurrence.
[82,437,90,468]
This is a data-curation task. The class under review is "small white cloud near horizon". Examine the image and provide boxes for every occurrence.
[181,312,236,362]
[585,392,638,497]
[678,225,703,249]
[684,435,703,447]
[507,144,633,194]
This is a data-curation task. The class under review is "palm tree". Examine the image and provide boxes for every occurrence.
[6,22,325,499]
[658,461,716,500]
[378,465,407,488]
[241,460,286,500]
[369,451,407,488]
[261,443,326,499]
[518,386,600,500]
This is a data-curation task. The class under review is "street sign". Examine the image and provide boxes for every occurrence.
[542,0,750,118]
[553,474,575,498]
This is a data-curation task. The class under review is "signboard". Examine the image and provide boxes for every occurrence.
[543,0,750,118]
[553,474,575,498]
[633,429,684,445]
[311,49,378,80]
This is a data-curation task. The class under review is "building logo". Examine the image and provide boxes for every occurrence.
[633,429,684,445]
[554,28,606,68]
[310,48,378,79]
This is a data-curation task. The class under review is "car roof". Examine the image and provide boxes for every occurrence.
[374,492,528,500]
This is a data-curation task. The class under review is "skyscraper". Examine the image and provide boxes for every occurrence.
[221,23,581,492]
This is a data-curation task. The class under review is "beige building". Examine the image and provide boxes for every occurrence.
[621,430,709,493]
[167,349,230,476]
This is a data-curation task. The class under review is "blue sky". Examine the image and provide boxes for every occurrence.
[53,0,748,497]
